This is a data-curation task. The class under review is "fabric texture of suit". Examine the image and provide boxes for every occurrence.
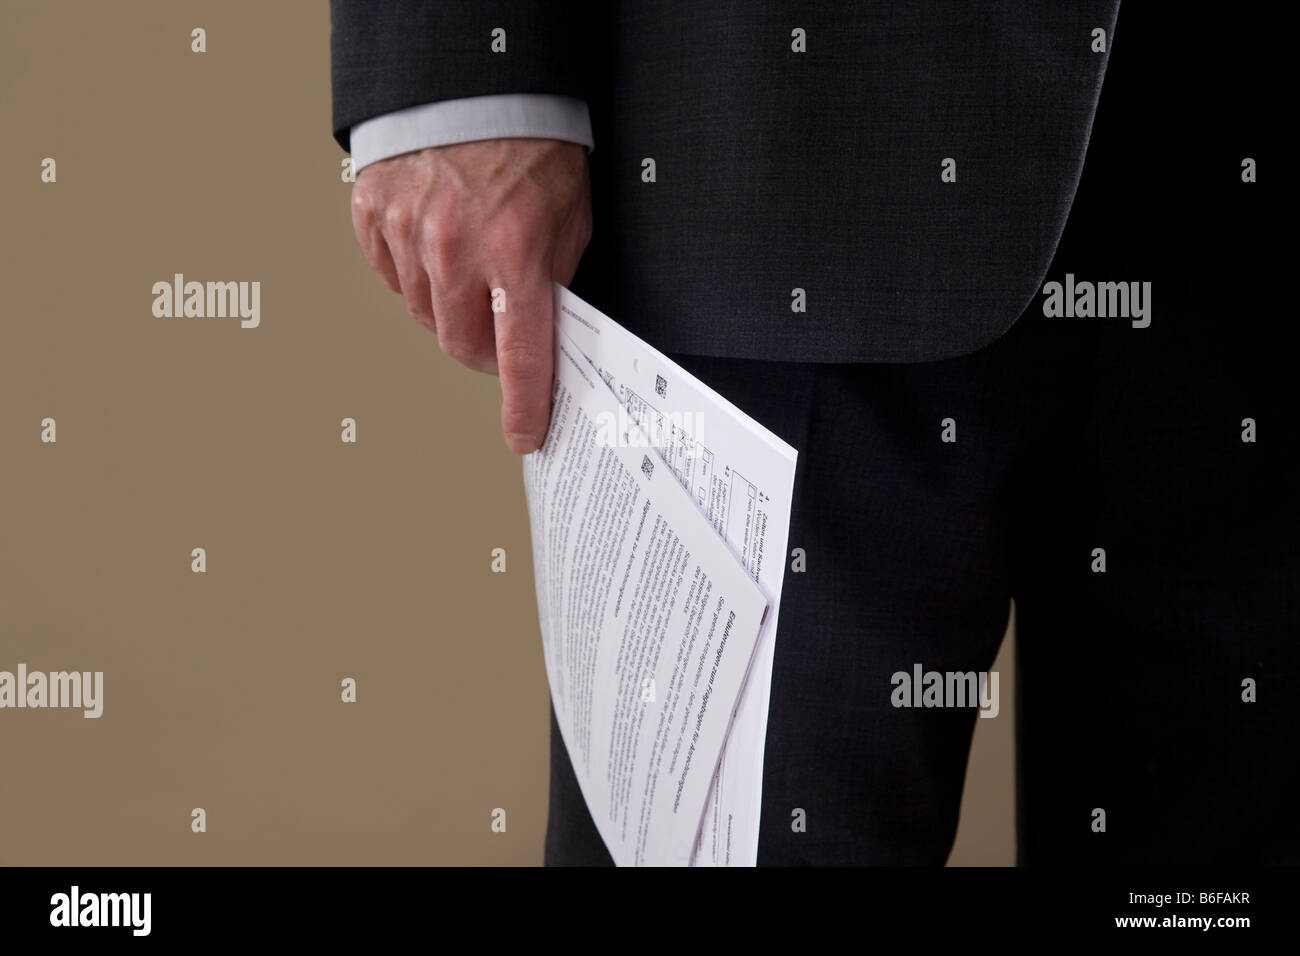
[331,0,1119,363]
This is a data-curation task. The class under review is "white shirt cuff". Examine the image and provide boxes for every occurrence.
[349,93,593,172]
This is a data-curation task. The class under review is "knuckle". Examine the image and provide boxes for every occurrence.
[427,226,462,275]
[351,200,375,234]
[486,210,537,258]
[496,342,546,380]
[382,203,412,235]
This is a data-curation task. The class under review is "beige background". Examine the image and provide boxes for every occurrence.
[0,1,1014,866]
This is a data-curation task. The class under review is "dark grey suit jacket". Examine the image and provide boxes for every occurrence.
[331,1,1119,364]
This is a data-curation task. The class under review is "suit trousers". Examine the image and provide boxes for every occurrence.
[544,6,1295,865]
[543,289,1296,865]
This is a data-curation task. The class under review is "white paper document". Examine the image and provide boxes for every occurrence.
[523,283,798,866]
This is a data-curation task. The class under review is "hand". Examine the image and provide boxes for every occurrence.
[349,138,593,453]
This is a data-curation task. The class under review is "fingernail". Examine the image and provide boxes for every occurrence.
[507,433,540,453]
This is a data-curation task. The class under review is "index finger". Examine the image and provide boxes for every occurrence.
[491,266,555,454]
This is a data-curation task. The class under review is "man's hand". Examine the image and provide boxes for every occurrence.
[349,139,592,453]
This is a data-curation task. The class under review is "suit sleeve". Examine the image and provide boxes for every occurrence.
[330,0,599,153]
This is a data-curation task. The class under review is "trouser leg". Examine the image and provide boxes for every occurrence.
[542,307,1089,865]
